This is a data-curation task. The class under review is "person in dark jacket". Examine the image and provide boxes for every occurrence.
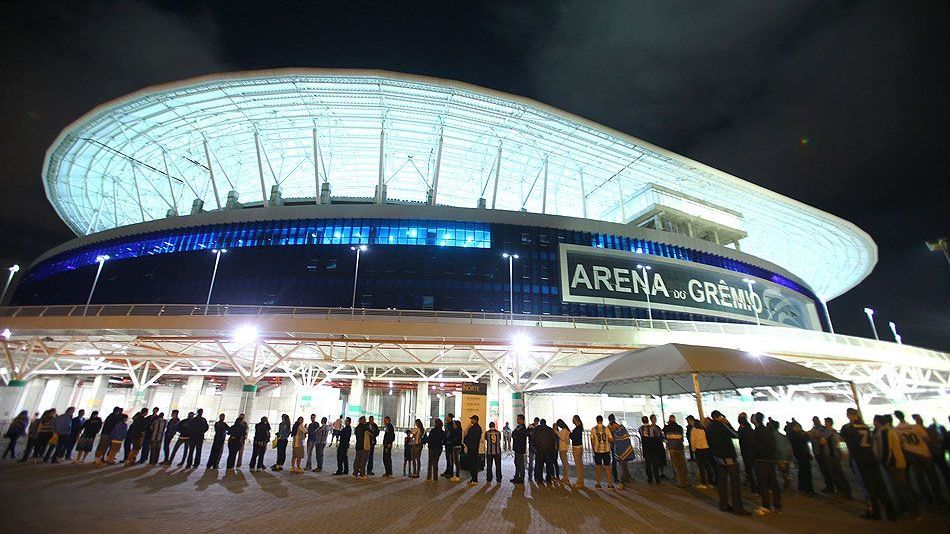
[333,417,352,475]
[138,407,159,463]
[841,408,896,521]
[75,411,102,463]
[63,409,86,461]
[532,419,558,483]
[353,416,369,478]
[47,407,73,463]
[382,416,395,476]
[121,408,147,464]
[787,421,815,494]
[95,407,123,462]
[366,416,380,475]
[441,413,455,478]
[161,410,180,464]
[706,411,749,515]
[206,413,229,469]
[272,414,291,471]
[147,412,166,465]
[511,414,527,484]
[463,415,483,485]
[737,412,758,493]
[426,418,445,481]
[225,414,247,470]
[752,412,781,514]
[3,411,29,460]
[305,414,319,470]
[187,408,209,468]
[170,412,194,467]
[249,416,270,470]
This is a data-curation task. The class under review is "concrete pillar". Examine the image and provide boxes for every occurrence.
[177,376,204,416]
[488,374,500,428]
[1,382,29,417]
[437,393,446,419]
[454,390,462,419]
[415,381,429,425]
[512,391,525,422]
[347,378,364,419]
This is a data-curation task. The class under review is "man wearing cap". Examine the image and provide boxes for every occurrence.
[463,415,483,486]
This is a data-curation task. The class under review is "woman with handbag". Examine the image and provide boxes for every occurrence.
[291,416,306,473]
[271,414,290,471]
[410,419,424,478]
[226,414,248,470]
[555,419,571,485]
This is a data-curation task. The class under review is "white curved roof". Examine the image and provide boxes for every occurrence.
[42,69,876,299]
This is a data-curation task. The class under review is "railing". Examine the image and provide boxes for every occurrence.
[2,303,948,362]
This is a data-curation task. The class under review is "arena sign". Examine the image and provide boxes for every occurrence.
[558,244,821,330]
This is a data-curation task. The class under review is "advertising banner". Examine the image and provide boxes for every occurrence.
[559,243,821,330]
[461,382,488,453]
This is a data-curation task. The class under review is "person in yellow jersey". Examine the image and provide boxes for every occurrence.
[589,415,614,490]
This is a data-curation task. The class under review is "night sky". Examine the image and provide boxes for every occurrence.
[1,1,947,349]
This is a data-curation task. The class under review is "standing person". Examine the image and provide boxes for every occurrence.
[527,417,539,476]
[531,419,554,484]
[824,417,853,499]
[664,415,689,488]
[895,410,944,505]
[426,418,445,482]
[402,429,413,476]
[381,416,395,477]
[441,413,455,478]
[19,412,40,463]
[33,409,56,463]
[206,413,229,469]
[187,408,209,469]
[75,410,102,464]
[147,412,166,465]
[305,414,319,471]
[874,415,919,519]
[331,415,343,446]
[366,415,379,475]
[450,420,463,481]
[691,418,716,488]
[737,413,758,493]
[95,407,122,464]
[225,414,248,470]
[64,409,86,461]
[272,414,290,472]
[104,414,129,464]
[160,410,179,464]
[120,408,146,464]
[922,415,950,490]
[511,414,527,484]
[410,419,424,478]
[170,412,194,467]
[569,415,586,489]
[503,422,512,452]
[333,417,351,475]
[840,408,896,520]
[608,415,633,489]
[3,410,29,460]
[809,416,835,493]
[248,416,270,471]
[639,415,662,484]
[463,415,483,486]
[590,415,614,490]
[751,413,781,515]
[291,416,307,473]
[787,421,815,494]
[555,419,571,485]
[353,416,369,478]
[486,421,503,484]
[49,407,74,463]
[138,407,159,464]
[706,410,750,515]
[771,421,793,490]
[312,417,330,472]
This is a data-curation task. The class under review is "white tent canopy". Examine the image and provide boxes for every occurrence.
[528,343,843,418]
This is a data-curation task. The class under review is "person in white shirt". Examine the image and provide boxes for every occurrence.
[690,418,715,488]
[894,410,944,505]
[331,415,343,446]
[589,415,614,490]
[555,419,571,485]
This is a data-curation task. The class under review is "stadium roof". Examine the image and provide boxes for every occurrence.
[42,69,875,299]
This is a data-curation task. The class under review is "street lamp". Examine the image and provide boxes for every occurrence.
[742,278,760,326]
[84,255,110,316]
[925,238,950,269]
[502,253,520,323]
[863,307,879,341]
[0,264,20,305]
[636,264,653,328]
[205,248,227,315]
[350,245,367,309]
[888,321,902,345]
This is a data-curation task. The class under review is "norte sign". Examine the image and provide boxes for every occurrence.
[558,244,821,330]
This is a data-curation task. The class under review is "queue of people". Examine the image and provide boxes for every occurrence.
[4,404,949,522]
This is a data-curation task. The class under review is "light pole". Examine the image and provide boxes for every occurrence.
[925,238,950,269]
[1,264,19,305]
[502,253,519,323]
[350,245,367,309]
[205,248,227,315]
[863,307,879,341]
[888,321,903,345]
[636,264,653,328]
[742,278,760,326]
[84,255,110,316]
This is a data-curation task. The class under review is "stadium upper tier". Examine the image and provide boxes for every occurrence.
[42,69,875,299]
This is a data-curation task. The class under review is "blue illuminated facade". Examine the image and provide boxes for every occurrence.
[11,216,828,330]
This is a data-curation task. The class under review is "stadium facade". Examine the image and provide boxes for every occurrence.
[1,70,947,428]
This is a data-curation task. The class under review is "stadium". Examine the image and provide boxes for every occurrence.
[1,69,947,426]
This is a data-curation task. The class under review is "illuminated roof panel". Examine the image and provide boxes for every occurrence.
[42,69,876,299]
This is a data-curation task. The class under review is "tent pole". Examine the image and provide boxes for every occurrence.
[691,372,704,420]
[849,381,862,420]
[658,378,665,420]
